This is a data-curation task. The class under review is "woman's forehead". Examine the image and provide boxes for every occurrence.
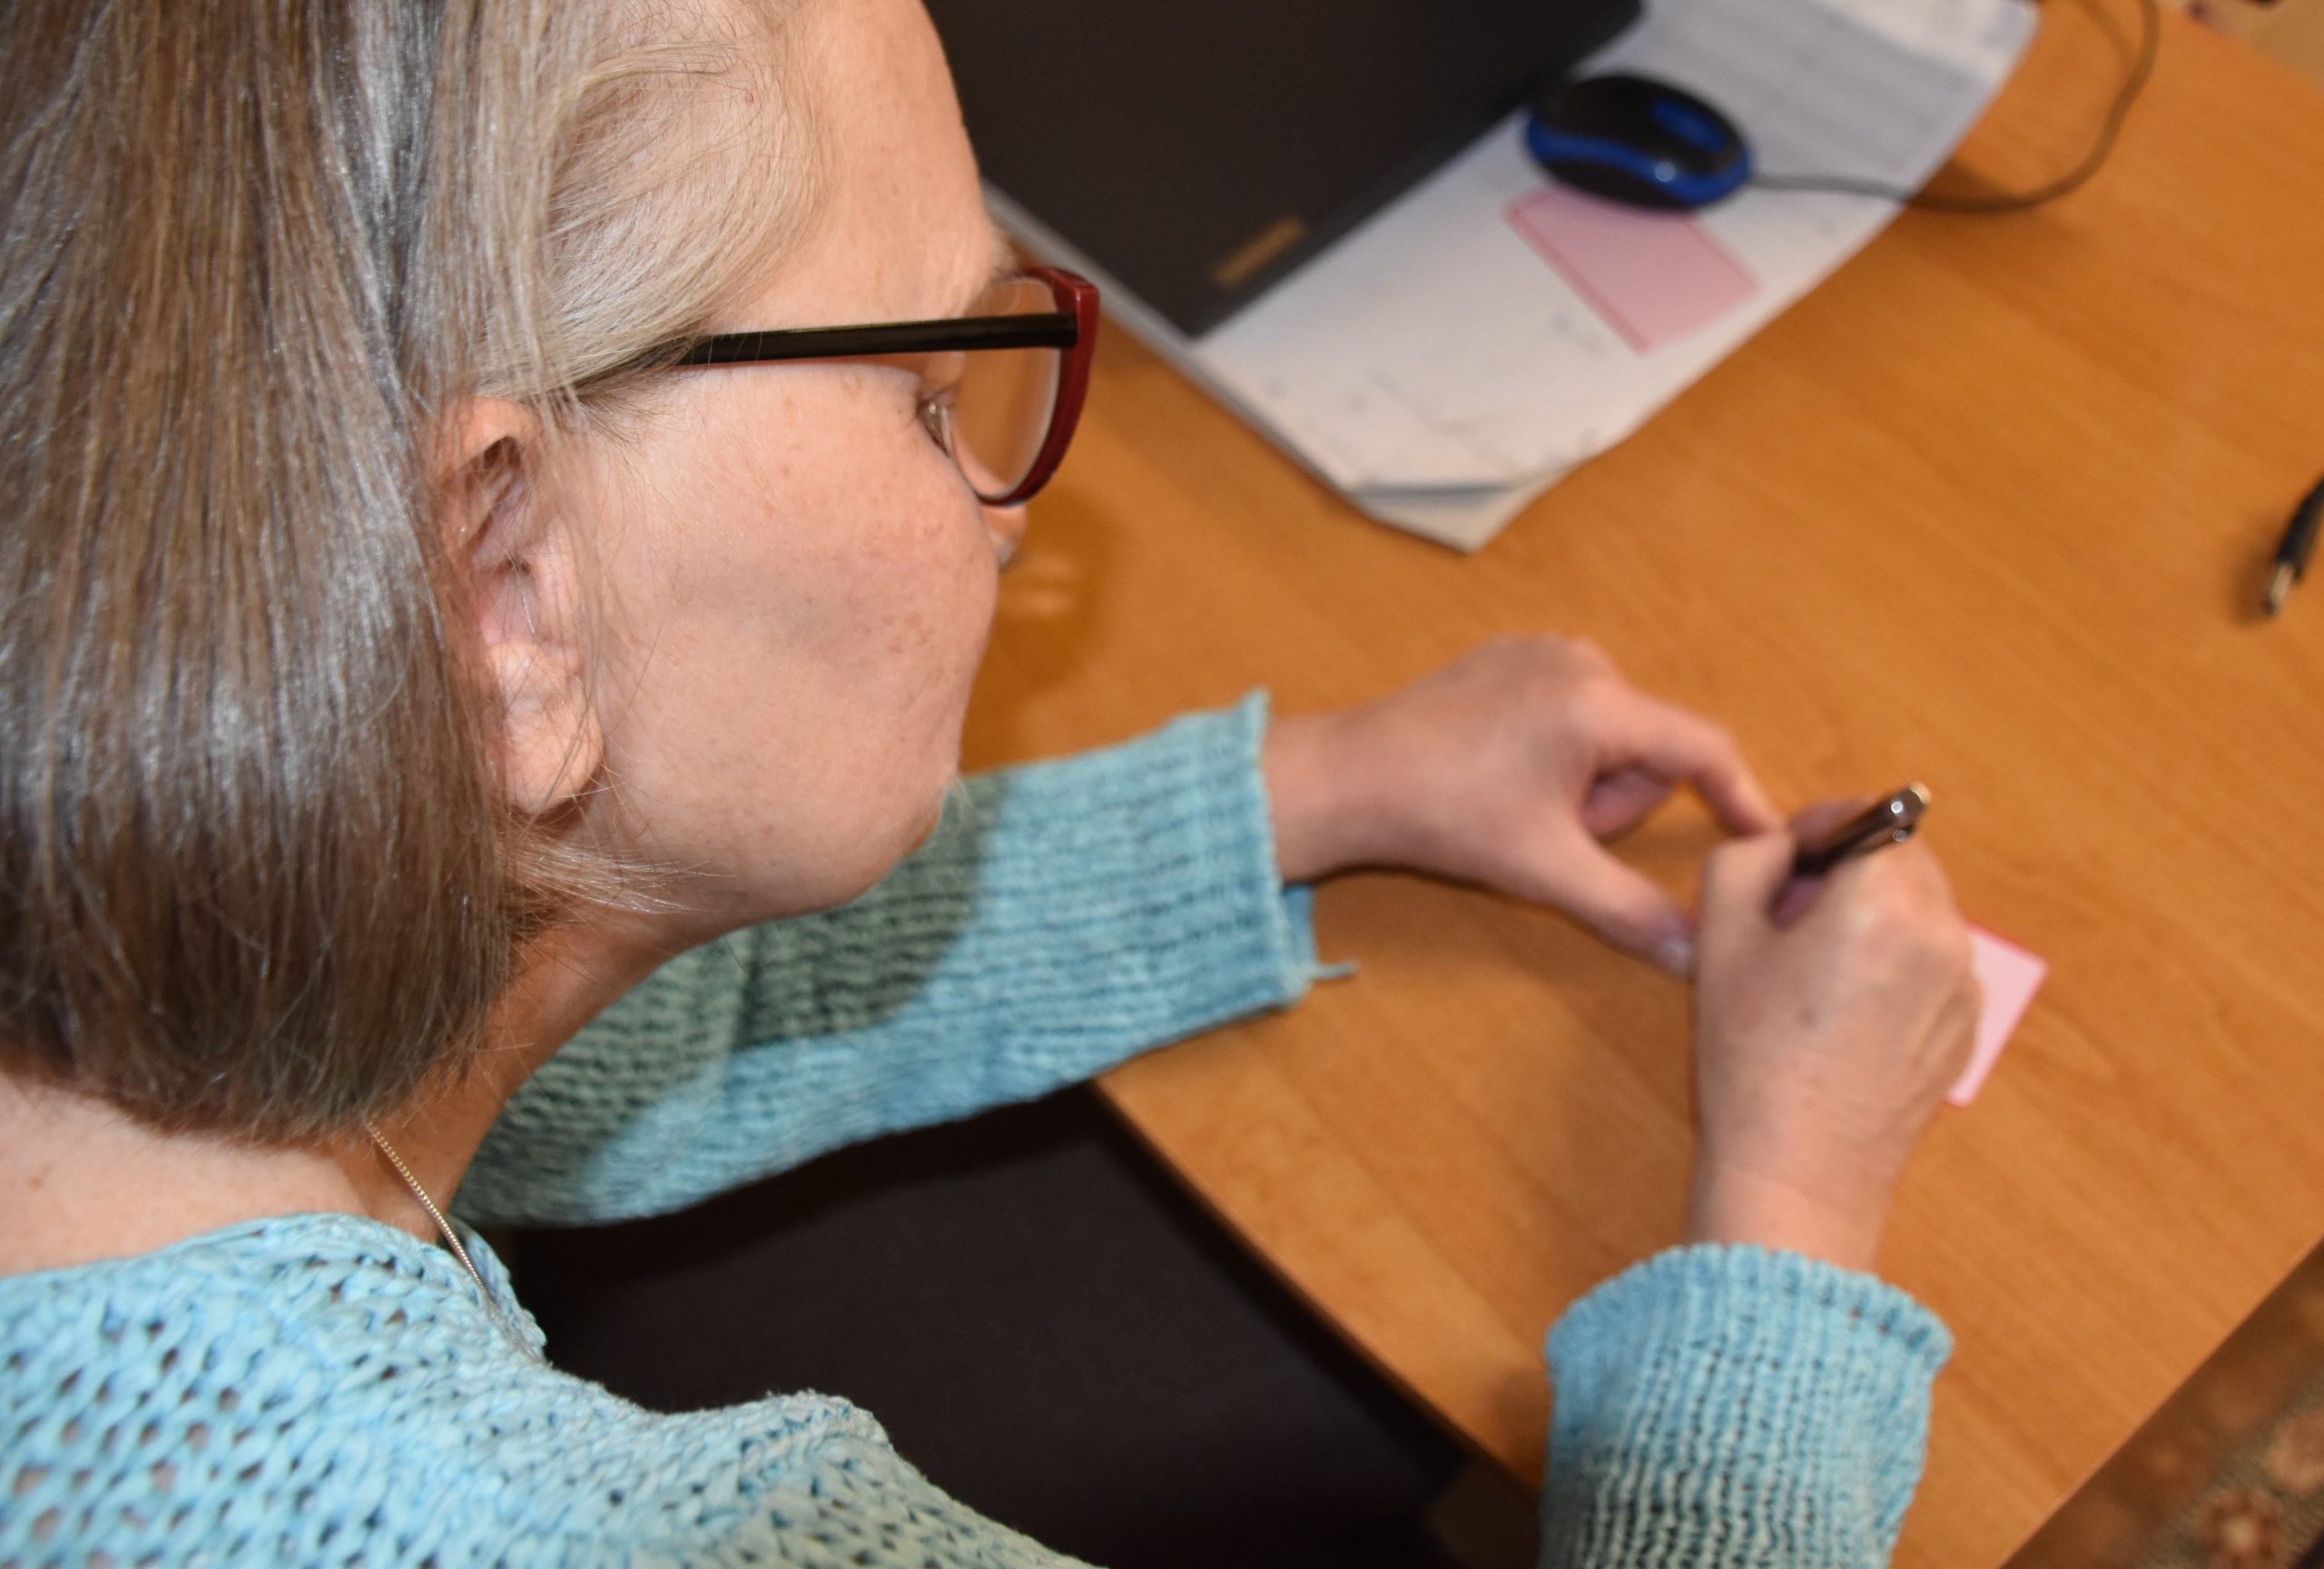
[734,0,995,328]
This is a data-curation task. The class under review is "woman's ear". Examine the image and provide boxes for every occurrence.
[435,398,606,819]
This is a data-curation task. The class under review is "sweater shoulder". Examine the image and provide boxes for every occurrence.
[2,1219,1068,1565]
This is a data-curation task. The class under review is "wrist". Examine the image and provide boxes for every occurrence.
[1262,709,1384,883]
[1684,1159,1894,1274]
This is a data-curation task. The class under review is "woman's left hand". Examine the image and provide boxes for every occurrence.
[1263,634,1780,975]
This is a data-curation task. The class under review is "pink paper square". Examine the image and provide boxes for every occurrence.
[1506,184,1758,352]
[1949,927,2047,1107]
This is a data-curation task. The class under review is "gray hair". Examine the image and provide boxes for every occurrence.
[0,0,818,1138]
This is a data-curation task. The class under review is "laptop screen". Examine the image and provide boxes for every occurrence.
[927,0,1643,337]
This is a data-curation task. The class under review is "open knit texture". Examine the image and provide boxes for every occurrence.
[2,698,1951,1565]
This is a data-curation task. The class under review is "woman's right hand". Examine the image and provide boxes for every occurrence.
[1684,806,1982,1273]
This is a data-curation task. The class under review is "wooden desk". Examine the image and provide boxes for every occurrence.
[961,7,2324,1564]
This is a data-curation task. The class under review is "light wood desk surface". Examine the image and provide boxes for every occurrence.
[961,7,2324,1564]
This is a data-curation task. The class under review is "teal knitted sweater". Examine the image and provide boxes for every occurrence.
[0,699,1950,1566]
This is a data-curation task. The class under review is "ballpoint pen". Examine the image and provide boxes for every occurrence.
[2266,473,2324,617]
[1791,783,1932,879]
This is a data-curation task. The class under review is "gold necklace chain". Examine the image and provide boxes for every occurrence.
[363,1118,492,1301]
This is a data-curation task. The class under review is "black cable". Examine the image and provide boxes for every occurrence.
[1746,0,2161,213]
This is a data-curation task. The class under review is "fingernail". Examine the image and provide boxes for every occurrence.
[1655,934,1696,976]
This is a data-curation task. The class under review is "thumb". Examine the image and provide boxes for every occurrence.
[1546,842,1695,974]
[1699,830,1800,936]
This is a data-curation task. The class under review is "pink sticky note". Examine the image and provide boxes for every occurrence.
[1505,184,1759,352]
[1949,928,2047,1107]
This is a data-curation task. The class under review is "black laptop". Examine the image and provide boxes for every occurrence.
[925,0,1643,338]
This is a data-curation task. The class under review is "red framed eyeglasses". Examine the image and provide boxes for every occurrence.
[672,266,1100,508]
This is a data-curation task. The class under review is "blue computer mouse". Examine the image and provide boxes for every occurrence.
[1524,73,1752,211]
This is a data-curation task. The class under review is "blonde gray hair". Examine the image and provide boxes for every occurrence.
[0,0,817,1138]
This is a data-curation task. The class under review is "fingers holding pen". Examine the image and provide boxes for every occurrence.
[1687,802,1978,1270]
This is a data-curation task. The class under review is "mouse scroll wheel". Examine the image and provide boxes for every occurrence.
[1648,97,1726,152]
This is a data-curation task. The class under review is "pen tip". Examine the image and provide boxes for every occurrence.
[2268,563,2295,617]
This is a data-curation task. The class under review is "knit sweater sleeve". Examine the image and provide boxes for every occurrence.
[458,695,1320,1227]
[1539,1244,1951,1567]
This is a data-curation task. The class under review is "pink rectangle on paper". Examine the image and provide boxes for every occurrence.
[1506,184,1758,352]
[1948,927,2048,1107]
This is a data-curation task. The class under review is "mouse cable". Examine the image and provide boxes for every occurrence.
[1746,0,2160,214]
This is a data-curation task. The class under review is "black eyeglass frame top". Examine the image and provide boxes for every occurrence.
[671,265,1100,508]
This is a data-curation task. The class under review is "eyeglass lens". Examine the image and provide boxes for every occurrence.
[951,276,1064,502]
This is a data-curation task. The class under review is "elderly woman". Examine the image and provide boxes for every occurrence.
[0,2,1979,1565]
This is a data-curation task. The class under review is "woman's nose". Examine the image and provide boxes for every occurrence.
[985,503,1029,564]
